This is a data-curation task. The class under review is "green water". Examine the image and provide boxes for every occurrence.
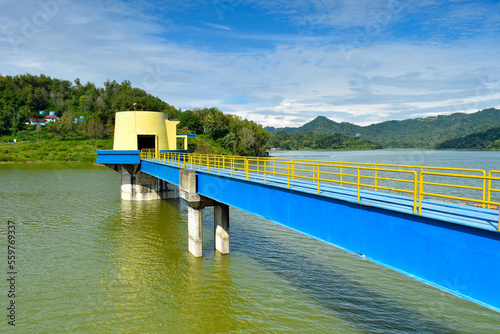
[1,151,500,333]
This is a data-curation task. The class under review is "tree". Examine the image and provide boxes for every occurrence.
[204,108,229,140]
[60,111,76,136]
[239,127,256,155]
[178,110,203,134]
[87,115,104,139]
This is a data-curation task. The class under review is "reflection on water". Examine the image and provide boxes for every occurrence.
[1,152,500,333]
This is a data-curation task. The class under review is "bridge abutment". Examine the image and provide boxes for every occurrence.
[180,169,229,257]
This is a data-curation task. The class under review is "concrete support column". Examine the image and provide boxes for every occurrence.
[180,169,230,257]
[188,204,203,257]
[214,204,229,254]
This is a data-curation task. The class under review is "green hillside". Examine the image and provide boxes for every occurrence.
[267,108,500,148]
[436,126,500,150]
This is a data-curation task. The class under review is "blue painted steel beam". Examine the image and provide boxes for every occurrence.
[96,150,140,164]
[141,160,180,186]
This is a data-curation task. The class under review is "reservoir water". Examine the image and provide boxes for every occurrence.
[1,150,500,333]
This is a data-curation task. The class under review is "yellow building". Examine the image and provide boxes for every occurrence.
[113,111,179,151]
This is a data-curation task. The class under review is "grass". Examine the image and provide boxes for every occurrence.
[0,135,229,163]
[1,130,244,163]
[0,139,113,162]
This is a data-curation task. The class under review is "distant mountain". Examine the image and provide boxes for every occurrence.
[265,116,361,135]
[267,108,500,148]
[436,126,500,150]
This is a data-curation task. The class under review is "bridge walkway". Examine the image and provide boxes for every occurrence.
[145,157,499,233]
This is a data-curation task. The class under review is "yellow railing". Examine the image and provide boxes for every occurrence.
[140,150,500,228]
[489,171,500,209]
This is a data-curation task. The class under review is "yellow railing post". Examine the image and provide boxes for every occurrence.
[317,164,320,194]
[245,159,249,180]
[482,170,486,208]
[264,160,267,184]
[357,167,361,203]
[488,171,492,209]
[374,165,378,192]
[340,163,343,187]
[264,159,267,183]
[287,162,290,188]
[291,160,295,180]
[419,172,424,215]
[413,171,418,214]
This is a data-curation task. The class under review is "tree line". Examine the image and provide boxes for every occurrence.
[435,126,500,150]
[0,74,269,156]
[269,130,377,150]
[178,108,269,156]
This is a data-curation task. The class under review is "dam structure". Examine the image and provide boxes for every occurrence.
[97,111,500,313]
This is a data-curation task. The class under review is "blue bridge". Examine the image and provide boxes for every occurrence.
[97,149,500,313]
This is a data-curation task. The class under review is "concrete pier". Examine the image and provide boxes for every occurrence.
[118,164,178,201]
[180,169,230,257]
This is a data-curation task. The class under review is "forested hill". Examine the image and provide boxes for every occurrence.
[435,126,500,150]
[0,74,269,157]
[268,131,377,151]
[0,73,177,136]
[266,108,500,148]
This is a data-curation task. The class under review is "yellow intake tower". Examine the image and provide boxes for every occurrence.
[113,111,179,151]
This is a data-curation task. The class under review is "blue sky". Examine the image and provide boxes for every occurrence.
[1,0,500,127]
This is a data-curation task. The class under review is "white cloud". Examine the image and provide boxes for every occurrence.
[204,22,233,31]
[0,0,499,129]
